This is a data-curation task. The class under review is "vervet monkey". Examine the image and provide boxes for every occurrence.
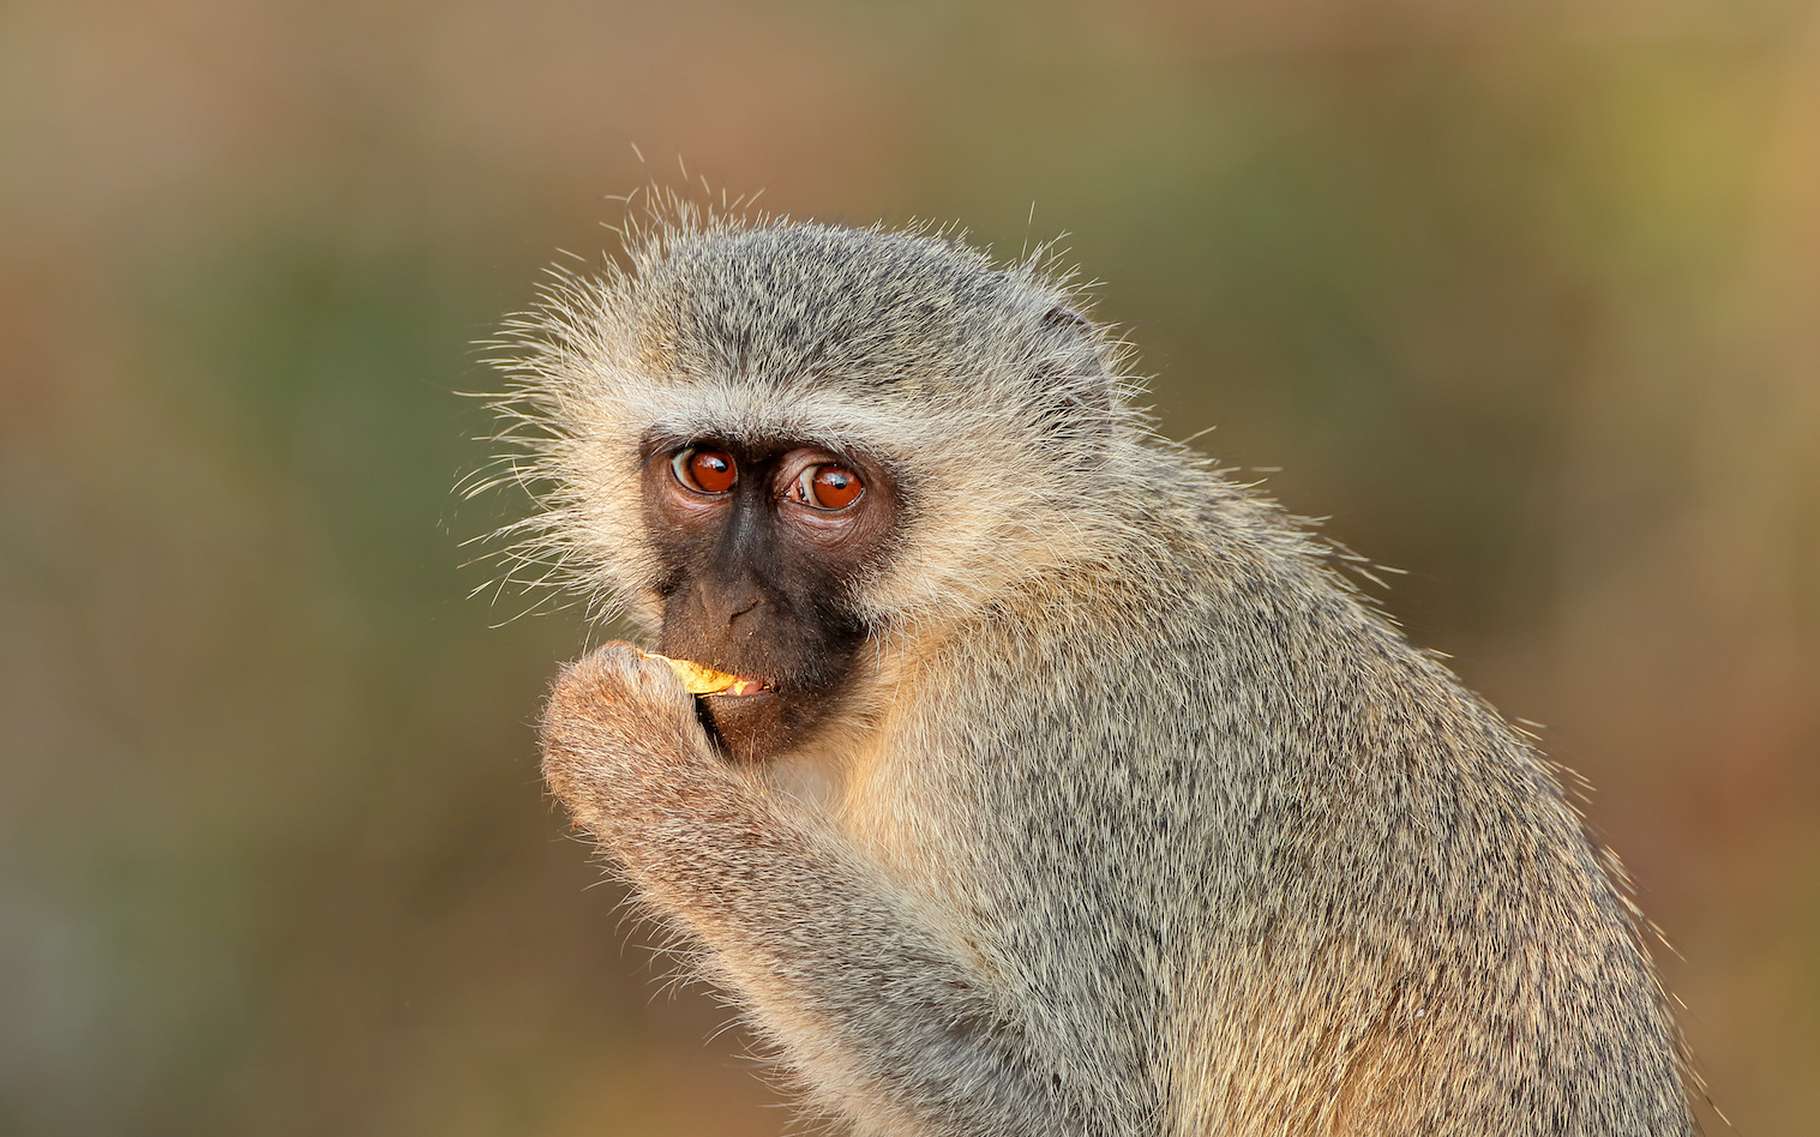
[495,208,1694,1136]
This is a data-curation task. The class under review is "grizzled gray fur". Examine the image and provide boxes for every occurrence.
[490,200,1696,1136]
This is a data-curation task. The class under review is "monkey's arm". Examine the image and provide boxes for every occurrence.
[540,645,1090,1137]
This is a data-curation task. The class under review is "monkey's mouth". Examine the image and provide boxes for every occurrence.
[648,645,839,763]
[703,676,775,699]
[643,650,774,698]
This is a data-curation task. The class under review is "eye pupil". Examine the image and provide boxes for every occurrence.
[675,447,737,494]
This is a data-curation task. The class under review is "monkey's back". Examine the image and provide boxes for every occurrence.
[845,445,1694,1137]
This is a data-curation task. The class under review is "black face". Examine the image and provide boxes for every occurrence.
[640,436,899,762]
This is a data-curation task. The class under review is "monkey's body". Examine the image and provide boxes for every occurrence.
[834,491,1689,1134]
[503,211,1694,1135]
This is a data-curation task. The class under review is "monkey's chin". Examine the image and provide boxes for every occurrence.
[698,690,795,764]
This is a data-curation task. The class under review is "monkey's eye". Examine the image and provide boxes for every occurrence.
[791,463,864,511]
[671,447,737,495]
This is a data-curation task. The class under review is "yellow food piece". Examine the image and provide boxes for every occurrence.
[644,651,762,697]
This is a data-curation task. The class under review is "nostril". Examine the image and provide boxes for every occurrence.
[728,596,762,624]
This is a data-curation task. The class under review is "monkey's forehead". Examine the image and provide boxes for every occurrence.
[616,222,1073,395]
[619,375,963,459]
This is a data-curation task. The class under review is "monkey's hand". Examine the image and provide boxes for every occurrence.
[539,642,730,847]
[537,643,1090,1137]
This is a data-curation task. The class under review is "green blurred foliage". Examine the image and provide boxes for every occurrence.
[3,2,1816,1134]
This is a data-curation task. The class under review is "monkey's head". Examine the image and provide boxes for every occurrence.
[489,209,1140,760]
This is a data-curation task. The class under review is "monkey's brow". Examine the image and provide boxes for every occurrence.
[636,418,889,461]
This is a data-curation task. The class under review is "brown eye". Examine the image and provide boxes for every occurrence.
[793,463,864,511]
[672,447,737,494]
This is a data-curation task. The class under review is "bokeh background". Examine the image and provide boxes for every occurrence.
[4,2,1817,1134]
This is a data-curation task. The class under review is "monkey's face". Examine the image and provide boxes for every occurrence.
[638,436,899,762]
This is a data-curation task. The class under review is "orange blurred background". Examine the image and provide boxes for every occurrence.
[3,2,1816,1134]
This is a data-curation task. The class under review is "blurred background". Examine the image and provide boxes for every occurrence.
[3,2,1816,1134]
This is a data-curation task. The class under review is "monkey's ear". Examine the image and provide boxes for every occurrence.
[1034,304,1114,434]
[1040,302,1099,345]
